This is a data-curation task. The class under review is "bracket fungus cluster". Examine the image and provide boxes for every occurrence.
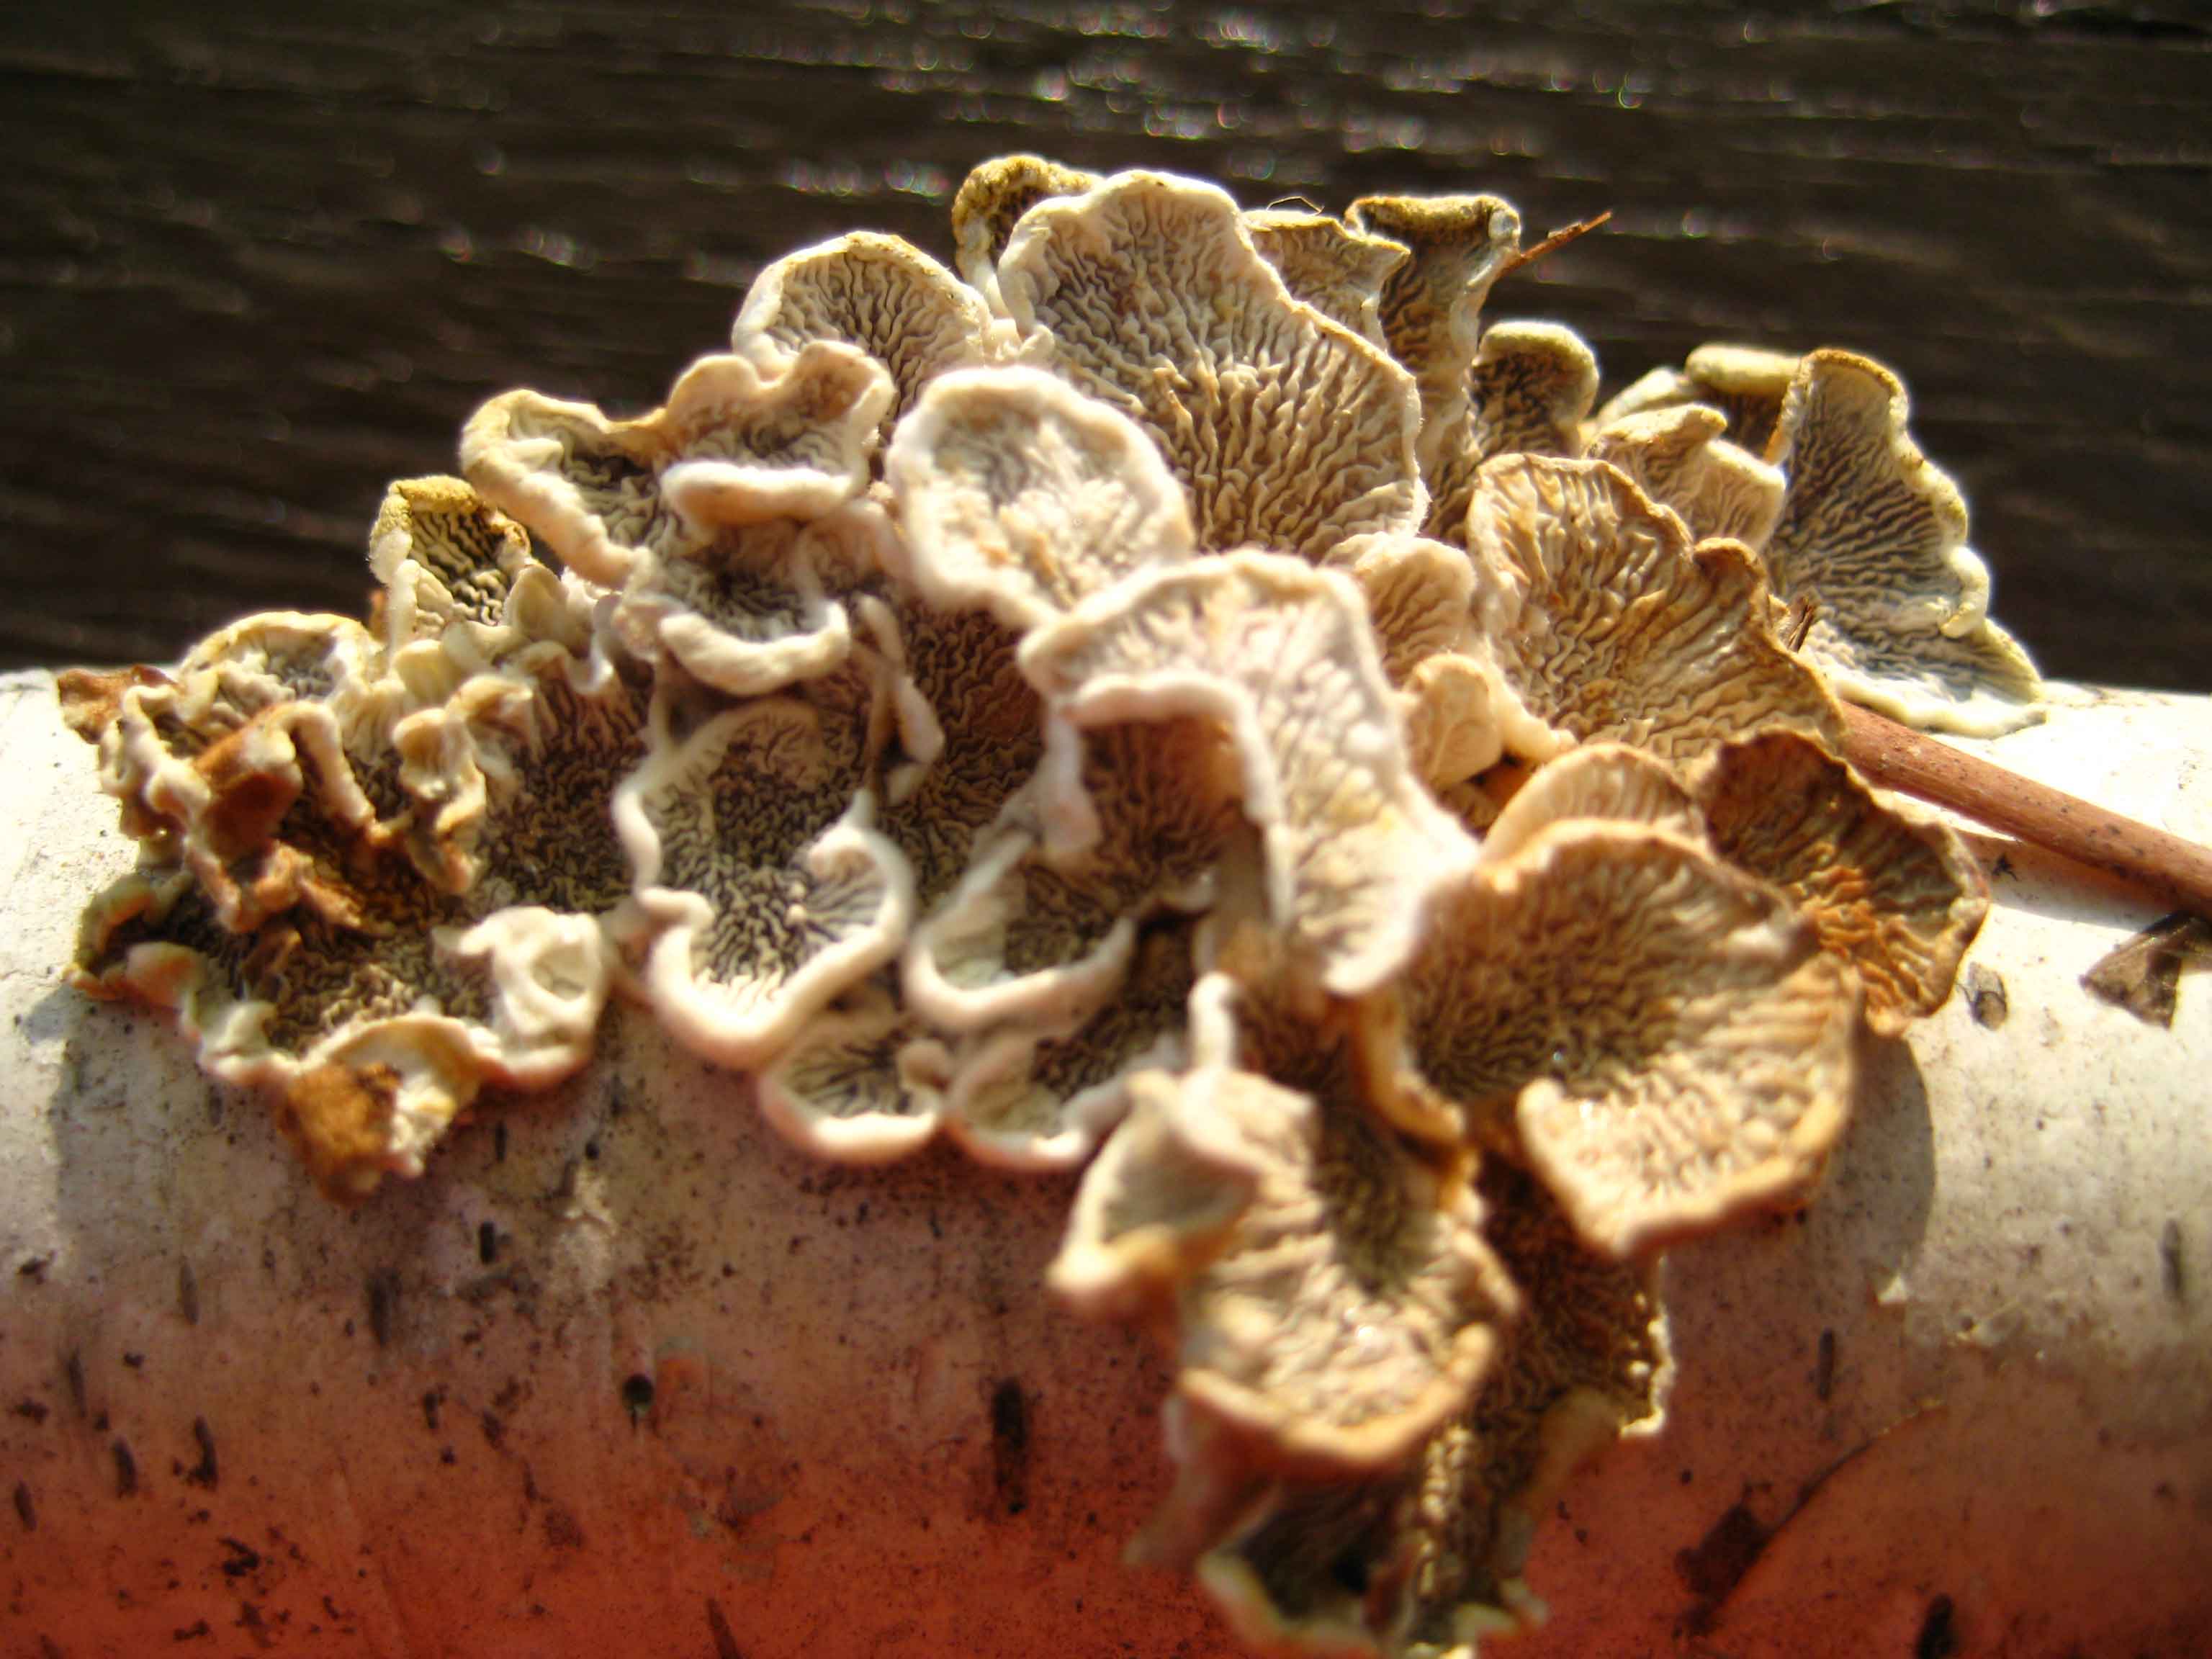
[62,157,2025,1653]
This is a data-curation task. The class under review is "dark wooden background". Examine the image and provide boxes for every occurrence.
[3,0,2206,687]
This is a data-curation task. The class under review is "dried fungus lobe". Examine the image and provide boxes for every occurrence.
[871,603,1045,909]
[368,477,549,669]
[382,644,647,1130]
[943,916,1197,1171]
[1478,742,1703,864]
[1462,455,1843,765]
[62,612,394,932]
[614,670,914,1070]
[363,478,612,888]
[90,622,648,1199]
[1764,349,2042,734]
[461,341,891,586]
[1346,194,1522,477]
[1586,403,1786,550]
[1051,1064,1282,1322]
[884,367,1195,631]
[1328,533,1477,687]
[374,559,637,906]
[1696,730,1987,1036]
[1021,552,1480,997]
[1244,209,1408,346]
[451,648,649,920]
[1467,321,1598,461]
[1405,1163,1673,1642]
[1596,341,1802,459]
[75,853,608,1204]
[732,232,994,426]
[613,498,894,700]
[61,610,377,840]
[1196,1164,1671,1657]
[1426,320,1601,544]
[1384,821,1858,1257]
[997,171,1426,560]
[949,153,1101,302]
[757,975,953,1164]
[1328,532,1504,793]
[1053,1040,1517,1471]
[905,718,1239,1035]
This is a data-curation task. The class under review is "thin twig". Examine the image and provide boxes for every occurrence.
[1500,210,1611,278]
[1838,701,2212,917]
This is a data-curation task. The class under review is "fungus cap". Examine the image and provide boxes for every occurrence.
[1462,454,1844,765]
[1020,552,1480,997]
[1763,349,2043,734]
[732,230,995,426]
[1390,821,1861,1258]
[997,170,1426,561]
[884,366,1195,631]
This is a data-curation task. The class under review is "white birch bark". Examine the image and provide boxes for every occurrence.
[2,670,2206,1658]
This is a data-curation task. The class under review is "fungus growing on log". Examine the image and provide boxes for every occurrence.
[1455,454,1844,767]
[997,171,1426,559]
[59,155,2050,1654]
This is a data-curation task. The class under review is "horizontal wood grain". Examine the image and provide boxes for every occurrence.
[1,1,2206,683]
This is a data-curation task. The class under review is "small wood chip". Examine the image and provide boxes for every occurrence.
[2082,913,2212,1028]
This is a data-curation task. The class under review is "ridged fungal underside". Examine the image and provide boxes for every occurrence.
[63,156,2016,1658]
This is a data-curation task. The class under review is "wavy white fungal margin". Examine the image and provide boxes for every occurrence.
[997,170,1426,560]
[756,978,953,1165]
[948,153,1102,306]
[365,476,584,693]
[902,717,1234,1036]
[885,366,1195,631]
[1763,349,2044,734]
[940,920,1196,1173]
[732,231,994,425]
[1462,454,1844,765]
[1052,1037,1519,1473]
[1244,208,1408,346]
[613,498,894,700]
[1346,193,1523,466]
[443,905,618,1083]
[461,341,892,586]
[1421,318,1602,545]
[1020,552,1480,997]
[1390,822,1861,1258]
[613,693,915,1071]
[1596,341,1802,459]
[1693,729,1989,1038]
[1586,403,1787,550]
[1477,742,1703,865]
